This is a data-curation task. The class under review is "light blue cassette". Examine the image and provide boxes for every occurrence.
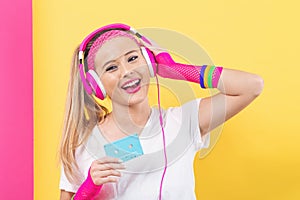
[104,133,144,162]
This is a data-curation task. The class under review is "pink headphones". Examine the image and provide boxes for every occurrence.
[78,23,157,100]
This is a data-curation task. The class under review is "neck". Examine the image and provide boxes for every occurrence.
[110,98,151,135]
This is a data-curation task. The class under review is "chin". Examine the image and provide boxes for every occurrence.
[118,86,149,107]
[127,89,149,106]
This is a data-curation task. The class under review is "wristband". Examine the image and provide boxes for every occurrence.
[207,66,216,88]
[212,67,223,88]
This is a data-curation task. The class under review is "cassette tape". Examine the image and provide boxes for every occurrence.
[104,133,144,162]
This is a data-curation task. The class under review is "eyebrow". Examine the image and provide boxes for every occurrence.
[102,50,139,68]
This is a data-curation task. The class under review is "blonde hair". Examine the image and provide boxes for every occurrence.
[59,44,109,184]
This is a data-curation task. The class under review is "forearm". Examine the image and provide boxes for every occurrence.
[155,52,222,87]
[217,68,264,97]
[73,168,103,200]
[155,52,264,97]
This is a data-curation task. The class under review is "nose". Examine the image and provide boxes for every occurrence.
[119,62,134,78]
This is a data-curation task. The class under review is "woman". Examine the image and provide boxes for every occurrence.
[59,24,264,200]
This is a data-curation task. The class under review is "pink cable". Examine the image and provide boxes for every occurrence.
[154,52,222,199]
[74,168,103,200]
[155,75,168,200]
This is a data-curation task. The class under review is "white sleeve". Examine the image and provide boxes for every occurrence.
[182,98,210,150]
[59,165,79,193]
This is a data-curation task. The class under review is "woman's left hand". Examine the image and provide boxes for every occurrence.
[139,36,166,56]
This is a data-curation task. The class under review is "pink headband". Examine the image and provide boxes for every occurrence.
[87,30,140,70]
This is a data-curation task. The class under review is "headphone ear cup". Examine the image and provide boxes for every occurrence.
[86,70,106,100]
[140,46,157,77]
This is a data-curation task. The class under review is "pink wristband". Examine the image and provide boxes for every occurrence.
[74,168,103,200]
[212,67,223,88]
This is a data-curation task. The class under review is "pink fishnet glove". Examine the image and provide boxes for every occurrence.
[155,52,201,83]
[74,168,103,200]
[155,52,222,88]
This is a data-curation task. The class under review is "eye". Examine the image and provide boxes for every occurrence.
[128,55,138,62]
[105,65,118,72]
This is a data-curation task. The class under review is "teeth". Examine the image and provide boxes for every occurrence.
[123,80,140,88]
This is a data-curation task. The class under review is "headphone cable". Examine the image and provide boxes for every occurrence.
[155,75,168,200]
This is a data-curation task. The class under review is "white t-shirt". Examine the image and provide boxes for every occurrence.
[60,98,210,199]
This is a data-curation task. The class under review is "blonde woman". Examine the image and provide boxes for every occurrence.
[59,23,263,200]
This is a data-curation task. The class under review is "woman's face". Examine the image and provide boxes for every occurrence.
[94,36,150,106]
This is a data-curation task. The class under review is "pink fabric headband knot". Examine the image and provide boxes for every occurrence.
[87,30,140,70]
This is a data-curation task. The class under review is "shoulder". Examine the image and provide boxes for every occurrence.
[150,98,202,132]
[164,98,202,120]
[60,126,100,192]
[75,126,105,165]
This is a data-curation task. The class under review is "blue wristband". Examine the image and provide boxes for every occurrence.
[200,65,207,88]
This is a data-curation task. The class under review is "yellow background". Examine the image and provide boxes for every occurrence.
[34,0,300,199]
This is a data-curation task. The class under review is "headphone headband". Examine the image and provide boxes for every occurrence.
[80,23,134,51]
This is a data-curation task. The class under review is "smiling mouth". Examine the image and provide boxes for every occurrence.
[121,79,141,94]
[121,79,141,89]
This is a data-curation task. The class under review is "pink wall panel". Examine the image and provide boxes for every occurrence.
[0,0,33,199]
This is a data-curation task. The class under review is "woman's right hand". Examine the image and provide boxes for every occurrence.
[89,157,126,185]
